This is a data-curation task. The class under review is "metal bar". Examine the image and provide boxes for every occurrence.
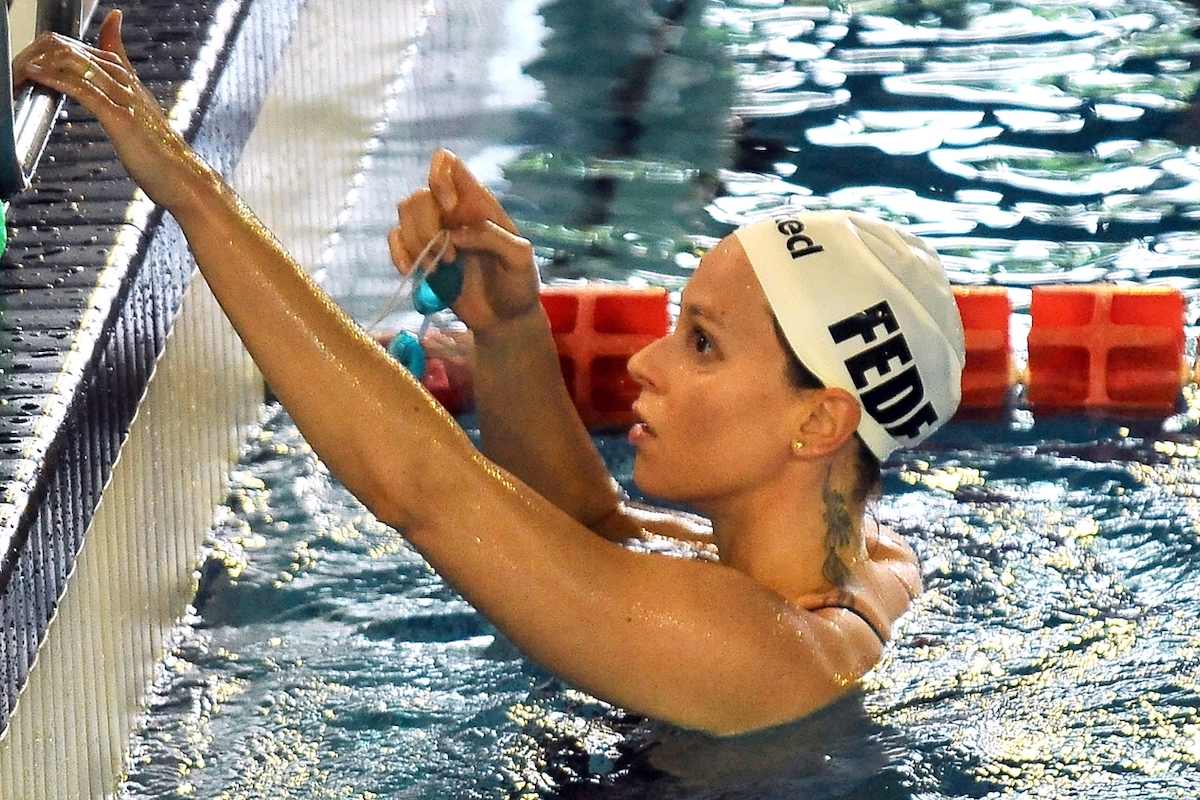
[2,0,89,200]
[12,85,62,188]
[35,0,81,37]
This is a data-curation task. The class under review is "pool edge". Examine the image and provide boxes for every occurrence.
[0,0,305,794]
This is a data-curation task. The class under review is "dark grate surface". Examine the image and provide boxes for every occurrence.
[0,0,303,735]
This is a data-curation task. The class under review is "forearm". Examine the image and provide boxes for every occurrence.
[168,157,474,529]
[472,309,623,531]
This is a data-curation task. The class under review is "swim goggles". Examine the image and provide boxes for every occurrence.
[368,229,464,380]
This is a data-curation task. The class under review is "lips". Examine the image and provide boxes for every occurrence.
[629,406,656,446]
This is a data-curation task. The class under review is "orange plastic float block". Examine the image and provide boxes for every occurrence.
[952,286,1015,409]
[376,330,476,416]
[540,285,671,429]
[421,357,475,416]
[420,329,475,415]
[1026,285,1187,411]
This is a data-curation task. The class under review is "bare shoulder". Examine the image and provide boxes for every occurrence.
[851,521,922,638]
[800,521,921,647]
[868,520,922,601]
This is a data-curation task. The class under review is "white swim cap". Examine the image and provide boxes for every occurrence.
[734,211,965,460]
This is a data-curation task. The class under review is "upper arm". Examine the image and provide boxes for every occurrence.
[565,552,887,734]
[399,459,883,735]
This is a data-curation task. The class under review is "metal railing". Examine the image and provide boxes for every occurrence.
[0,0,90,199]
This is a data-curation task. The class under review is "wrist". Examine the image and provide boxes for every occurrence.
[473,304,555,356]
[158,146,230,221]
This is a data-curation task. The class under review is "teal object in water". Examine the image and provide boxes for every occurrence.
[388,330,426,380]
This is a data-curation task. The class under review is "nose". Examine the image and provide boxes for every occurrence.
[627,333,668,393]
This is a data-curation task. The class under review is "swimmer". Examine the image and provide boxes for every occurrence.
[14,10,965,735]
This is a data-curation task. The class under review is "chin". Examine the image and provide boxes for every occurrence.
[631,462,669,501]
[632,463,697,509]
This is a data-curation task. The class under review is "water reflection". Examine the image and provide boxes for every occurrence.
[462,0,1200,296]
[503,689,933,798]
[708,0,1200,290]
[502,0,739,284]
[871,416,1200,798]
[320,0,1200,305]
[122,0,1200,798]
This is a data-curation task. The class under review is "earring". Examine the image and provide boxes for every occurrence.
[792,440,805,456]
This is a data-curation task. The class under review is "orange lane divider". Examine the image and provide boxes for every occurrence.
[419,329,476,416]
[541,284,671,429]
[953,284,1190,414]
[1024,284,1188,412]
[953,286,1016,410]
[378,283,671,428]
[388,282,1191,426]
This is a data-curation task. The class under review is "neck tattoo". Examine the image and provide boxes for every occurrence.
[821,482,855,588]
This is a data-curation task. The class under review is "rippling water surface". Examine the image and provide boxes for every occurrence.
[123,0,1200,797]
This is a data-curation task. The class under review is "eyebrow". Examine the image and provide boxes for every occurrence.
[677,294,726,327]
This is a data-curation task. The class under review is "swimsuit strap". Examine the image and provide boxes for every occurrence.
[815,603,890,645]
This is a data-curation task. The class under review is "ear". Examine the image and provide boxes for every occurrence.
[791,388,861,457]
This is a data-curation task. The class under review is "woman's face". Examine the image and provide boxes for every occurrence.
[626,235,807,508]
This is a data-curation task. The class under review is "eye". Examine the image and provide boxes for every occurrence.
[688,325,715,356]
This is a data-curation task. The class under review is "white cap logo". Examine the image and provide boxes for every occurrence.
[734,212,965,460]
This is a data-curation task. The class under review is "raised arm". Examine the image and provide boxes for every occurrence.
[13,13,881,733]
[391,153,694,542]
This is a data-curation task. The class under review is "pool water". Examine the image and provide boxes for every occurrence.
[121,0,1200,797]
[118,407,1200,798]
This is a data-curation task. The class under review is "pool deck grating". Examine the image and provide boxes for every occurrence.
[0,0,304,740]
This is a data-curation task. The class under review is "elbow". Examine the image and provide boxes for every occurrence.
[356,478,416,532]
[353,438,486,534]
[330,447,437,534]
[339,455,420,531]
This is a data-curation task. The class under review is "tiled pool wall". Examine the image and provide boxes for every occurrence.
[0,0,304,794]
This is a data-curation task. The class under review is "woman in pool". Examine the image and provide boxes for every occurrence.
[16,10,964,735]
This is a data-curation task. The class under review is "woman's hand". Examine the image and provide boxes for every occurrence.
[388,149,541,333]
[14,9,213,215]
